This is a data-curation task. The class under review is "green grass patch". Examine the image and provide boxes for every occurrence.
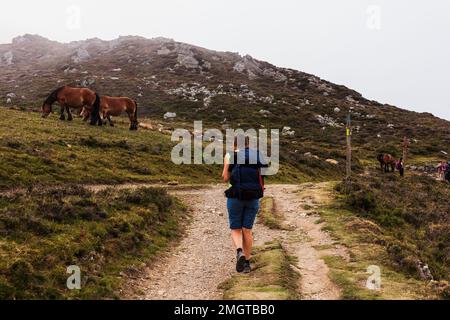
[219,241,300,300]
[0,185,187,299]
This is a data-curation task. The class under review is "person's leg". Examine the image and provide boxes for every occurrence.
[242,228,254,260]
[227,198,247,272]
[231,229,243,250]
[242,199,260,260]
[227,198,244,248]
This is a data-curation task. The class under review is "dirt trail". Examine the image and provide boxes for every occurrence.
[120,183,345,300]
[266,183,347,300]
[123,185,279,300]
[3,181,344,299]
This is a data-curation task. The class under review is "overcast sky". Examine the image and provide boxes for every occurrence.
[1,0,449,120]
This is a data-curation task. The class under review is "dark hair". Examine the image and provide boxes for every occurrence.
[234,135,250,150]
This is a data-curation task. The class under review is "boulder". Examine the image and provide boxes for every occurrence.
[282,126,295,137]
[233,55,262,80]
[80,79,95,87]
[2,51,14,65]
[164,112,177,120]
[177,54,199,69]
[157,47,171,55]
[202,60,212,70]
[416,261,433,281]
[346,95,358,103]
[316,114,342,128]
[139,122,154,130]
[304,152,320,160]
[72,48,90,63]
[262,68,287,82]
[326,159,339,165]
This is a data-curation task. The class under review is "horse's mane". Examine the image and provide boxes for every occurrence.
[44,86,65,105]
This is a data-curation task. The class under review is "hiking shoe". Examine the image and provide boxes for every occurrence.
[236,250,246,273]
[243,261,252,274]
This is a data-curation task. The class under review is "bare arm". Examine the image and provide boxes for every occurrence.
[222,155,231,183]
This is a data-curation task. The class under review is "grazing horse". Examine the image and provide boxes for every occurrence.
[82,96,138,130]
[377,153,396,173]
[41,86,102,126]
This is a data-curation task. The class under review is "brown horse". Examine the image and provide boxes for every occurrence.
[41,86,102,126]
[377,153,396,172]
[82,96,138,130]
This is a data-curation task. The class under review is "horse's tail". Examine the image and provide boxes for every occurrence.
[90,93,102,126]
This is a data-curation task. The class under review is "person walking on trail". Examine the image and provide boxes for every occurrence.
[438,161,447,181]
[396,157,405,177]
[445,162,450,183]
[222,136,266,274]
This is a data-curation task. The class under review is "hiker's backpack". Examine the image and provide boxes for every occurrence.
[225,149,265,201]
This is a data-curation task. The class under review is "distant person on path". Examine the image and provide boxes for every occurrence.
[438,161,448,180]
[445,162,450,183]
[222,135,266,273]
[396,157,405,177]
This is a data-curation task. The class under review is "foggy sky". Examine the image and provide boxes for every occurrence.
[1,0,449,120]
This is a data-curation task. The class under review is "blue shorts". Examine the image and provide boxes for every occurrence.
[227,198,260,230]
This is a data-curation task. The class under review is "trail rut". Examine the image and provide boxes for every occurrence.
[266,183,346,300]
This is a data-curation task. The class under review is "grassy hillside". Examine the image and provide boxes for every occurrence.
[0,108,218,190]
[0,186,186,299]
[0,108,349,191]
[330,173,450,299]
[0,108,226,191]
